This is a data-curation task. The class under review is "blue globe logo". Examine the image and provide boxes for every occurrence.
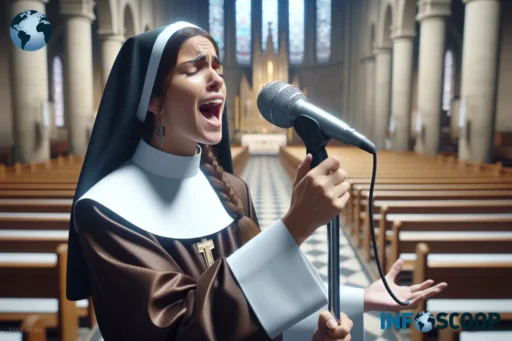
[10,10,51,51]
[414,311,436,333]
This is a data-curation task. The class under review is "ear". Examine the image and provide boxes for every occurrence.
[148,96,163,114]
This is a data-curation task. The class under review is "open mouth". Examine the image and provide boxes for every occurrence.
[199,99,223,124]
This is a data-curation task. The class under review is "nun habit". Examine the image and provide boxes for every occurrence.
[66,22,365,341]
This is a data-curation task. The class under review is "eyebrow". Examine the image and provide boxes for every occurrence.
[180,54,222,66]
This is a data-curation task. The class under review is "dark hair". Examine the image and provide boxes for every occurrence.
[143,27,260,245]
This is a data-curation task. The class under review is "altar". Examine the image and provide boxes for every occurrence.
[241,134,287,155]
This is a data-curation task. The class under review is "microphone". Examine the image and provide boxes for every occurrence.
[257,81,411,308]
[257,81,376,155]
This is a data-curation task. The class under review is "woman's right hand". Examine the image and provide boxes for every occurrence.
[282,153,350,246]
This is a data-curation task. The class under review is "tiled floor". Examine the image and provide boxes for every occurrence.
[241,155,399,341]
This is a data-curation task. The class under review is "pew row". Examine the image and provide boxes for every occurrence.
[347,184,512,232]
[359,200,512,261]
[410,243,512,341]
[374,213,512,272]
[0,199,72,213]
[352,190,512,246]
[0,244,89,341]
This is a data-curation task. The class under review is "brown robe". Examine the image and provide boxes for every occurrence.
[74,172,285,341]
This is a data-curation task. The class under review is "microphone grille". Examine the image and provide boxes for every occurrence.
[257,81,306,128]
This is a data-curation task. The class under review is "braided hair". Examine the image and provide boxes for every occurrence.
[199,143,260,245]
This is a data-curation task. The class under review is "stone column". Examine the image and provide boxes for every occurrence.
[390,33,415,151]
[414,0,451,154]
[374,46,392,149]
[362,55,376,141]
[458,0,501,163]
[98,33,124,86]
[60,0,95,156]
[9,0,50,164]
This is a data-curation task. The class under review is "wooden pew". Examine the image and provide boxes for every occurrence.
[0,244,81,341]
[0,213,70,230]
[410,243,512,341]
[348,184,512,233]
[0,184,76,190]
[0,315,48,341]
[0,199,72,213]
[352,190,512,246]
[359,199,512,260]
[231,146,249,176]
[0,191,75,199]
[389,231,512,272]
[459,331,512,341]
[0,230,68,253]
[374,213,512,272]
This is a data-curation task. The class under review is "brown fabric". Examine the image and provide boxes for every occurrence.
[74,173,283,341]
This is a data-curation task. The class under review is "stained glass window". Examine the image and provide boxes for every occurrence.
[442,50,454,115]
[52,56,64,127]
[316,0,331,63]
[209,0,224,61]
[288,0,304,64]
[262,0,278,52]
[236,0,251,65]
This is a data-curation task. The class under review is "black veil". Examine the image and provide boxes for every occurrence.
[66,23,233,300]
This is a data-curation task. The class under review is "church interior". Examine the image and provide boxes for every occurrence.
[1,0,512,340]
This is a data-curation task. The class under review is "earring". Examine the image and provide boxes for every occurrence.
[156,114,165,148]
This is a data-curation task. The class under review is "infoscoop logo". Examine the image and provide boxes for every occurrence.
[381,311,501,332]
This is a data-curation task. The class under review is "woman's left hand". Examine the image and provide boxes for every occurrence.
[364,259,448,312]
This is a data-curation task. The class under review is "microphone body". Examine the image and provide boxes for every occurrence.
[257,81,376,154]
[293,100,376,154]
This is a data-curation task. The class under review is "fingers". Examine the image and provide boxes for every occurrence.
[317,310,337,330]
[385,259,404,282]
[325,168,349,187]
[333,192,351,211]
[409,279,434,293]
[324,336,351,341]
[408,283,447,308]
[294,153,313,187]
[331,181,351,199]
[313,156,341,176]
[325,312,353,340]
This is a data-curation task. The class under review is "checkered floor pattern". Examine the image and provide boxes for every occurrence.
[240,155,399,341]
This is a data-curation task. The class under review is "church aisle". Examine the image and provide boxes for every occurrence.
[240,155,399,341]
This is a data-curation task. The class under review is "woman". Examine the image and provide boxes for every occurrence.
[66,22,446,341]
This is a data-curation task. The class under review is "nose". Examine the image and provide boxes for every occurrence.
[206,68,223,91]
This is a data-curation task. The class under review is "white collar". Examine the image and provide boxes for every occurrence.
[76,139,235,239]
[131,139,202,179]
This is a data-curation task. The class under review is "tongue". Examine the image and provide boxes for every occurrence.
[200,106,218,120]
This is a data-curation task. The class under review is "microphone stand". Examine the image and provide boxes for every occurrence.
[293,115,340,319]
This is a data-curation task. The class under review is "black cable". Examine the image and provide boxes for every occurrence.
[367,152,410,306]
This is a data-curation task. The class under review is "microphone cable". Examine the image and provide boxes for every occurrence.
[366,152,410,306]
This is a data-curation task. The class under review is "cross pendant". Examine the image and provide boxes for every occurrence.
[196,238,215,268]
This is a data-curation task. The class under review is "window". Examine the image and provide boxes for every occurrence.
[236,0,251,64]
[52,56,64,127]
[289,0,304,64]
[316,0,331,63]
[262,0,278,52]
[209,0,224,61]
[442,50,454,116]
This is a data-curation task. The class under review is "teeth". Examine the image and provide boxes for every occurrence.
[202,99,223,105]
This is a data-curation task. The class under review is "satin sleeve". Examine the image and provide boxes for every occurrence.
[74,199,276,341]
